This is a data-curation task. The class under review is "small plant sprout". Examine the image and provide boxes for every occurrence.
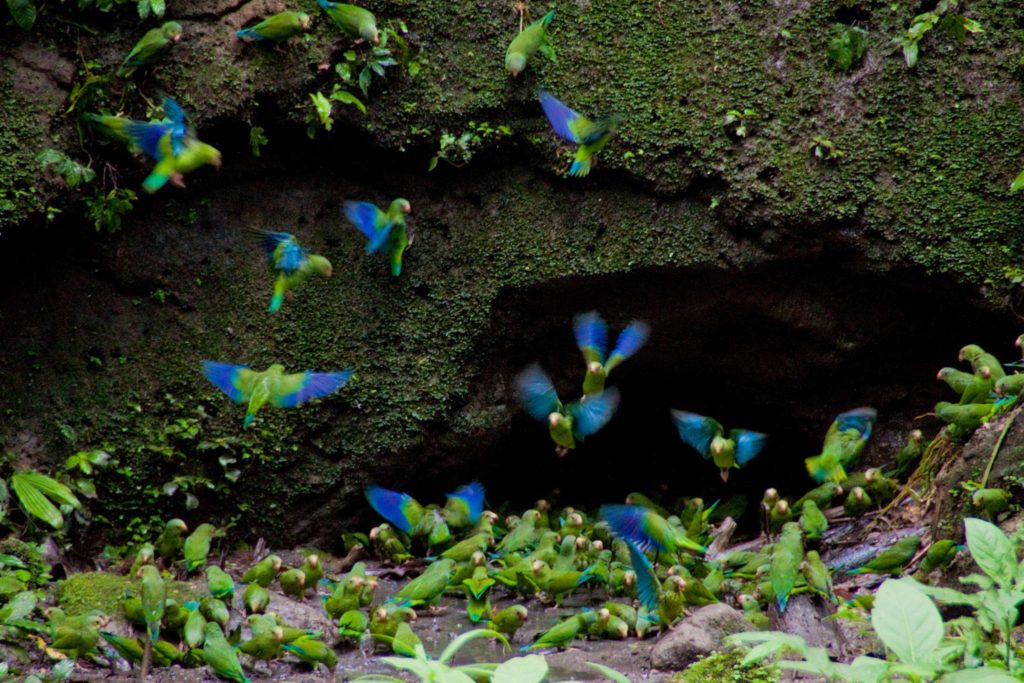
[724,108,757,138]
[812,136,844,161]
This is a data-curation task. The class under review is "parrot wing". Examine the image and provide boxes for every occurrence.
[118,120,176,161]
[835,407,877,439]
[515,364,562,420]
[670,410,722,459]
[272,370,352,407]
[259,231,308,272]
[366,485,418,534]
[569,387,619,438]
[605,320,650,371]
[202,361,260,403]
[573,310,608,364]
[344,201,392,254]
[731,429,769,466]
[624,538,658,612]
[539,90,591,144]
[600,504,662,554]
[446,481,485,525]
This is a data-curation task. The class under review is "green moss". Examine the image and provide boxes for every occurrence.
[56,571,196,616]
[675,648,778,683]
[0,76,45,230]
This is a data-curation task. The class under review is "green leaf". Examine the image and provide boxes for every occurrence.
[941,668,1022,682]
[149,0,163,17]
[75,478,97,498]
[586,661,631,683]
[493,656,547,683]
[871,579,942,665]
[964,518,1016,587]
[6,0,36,29]
[407,61,421,78]
[358,66,372,97]
[309,92,333,131]
[10,473,62,529]
[0,591,36,623]
[18,472,80,509]
[330,89,367,114]
[903,40,919,68]
[1009,168,1024,193]
[438,629,508,664]
[136,0,149,18]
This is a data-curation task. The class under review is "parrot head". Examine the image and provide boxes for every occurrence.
[762,488,778,505]
[597,608,611,623]
[272,627,284,643]
[719,468,730,483]
[307,554,320,568]
[592,540,604,551]
[168,518,188,533]
[958,344,982,363]
[298,13,312,30]
[851,486,865,502]
[623,570,636,587]
[587,361,605,377]
[310,255,333,277]
[163,21,184,41]
[471,550,485,566]
[506,53,527,77]
[547,412,562,428]
[910,429,923,441]
[361,25,380,44]
[1016,334,1023,348]
[391,198,412,215]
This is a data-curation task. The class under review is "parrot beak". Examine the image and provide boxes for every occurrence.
[1017,336,1023,348]
[588,361,602,374]
[719,469,729,483]
[173,34,182,43]
[911,429,923,440]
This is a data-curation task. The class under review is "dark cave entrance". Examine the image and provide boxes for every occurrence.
[445,260,1020,531]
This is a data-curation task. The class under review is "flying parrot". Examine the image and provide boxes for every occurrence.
[600,504,707,558]
[505,9,555,77]
[118,21,183,76]
[344,198,413,276]
[202,361,352,427]
[85,97,188,162]
[573,310,650,397]
[442,481,486,528]
[365,484,425,534]
[804,407,877,483]
[256,230,333,312]
[142,134,222,194]
[671,410,768,482]
[539,90,621,177]
[236,11,311,43]
[515,363,619,456]
[317,0,379,43]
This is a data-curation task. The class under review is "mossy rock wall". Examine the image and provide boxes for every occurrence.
[1,0,1024,547]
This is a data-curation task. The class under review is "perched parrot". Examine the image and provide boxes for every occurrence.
[365,485,425,534]
[798,500,828,542]
[603,601,637,632]
[203,361,352,428]
[51,612,107,659]
[85,97,187,162]
[183,523,219,572]
[793,482,843,511]
[843,486,872,517]
[183,601,206,648]
[600,504,707,558]
[539,90,621,177]
[505,9,555,77]
[462,560,495,622]
[337,609,368,639]
[242,554,283,587]
[317,0,379,43]
[935,401,991,433]
[490,604,529,640]
[206,565,235,602]
[573,310,650,397]
[203,622,250,683]
[802,550,836,603]
[300,554,323,589]
[161,598,189,636]
[257,231,332,313]
[972,488,1011,518]
[142,134,222,194]
[118,21,183,76]
[958,367,994,405]
[893,429,925,477]
[671,409,768,482]
[200,596,230,628]
[768,500,792,534]
[138,565,166,676]
[805,407,877,483]
[863,468,898,504]
[442,481,486,529]
[530,560,597,603]
[771,522,803,612]
[393,558,454,607]
[937,367,977,395]
[515,363,619,456]
[391,621,423,657]
[496,509,541,555]
[520,611,597,651]
[236,11,311,43]
[243,583,270,615]
[737,594,769,629]
[129,543,155,579]
[370,523,413,563]
[960,344,1005,381]
[155,518,188,564]
[848,535,920,576]
[239,626,284,661]
[995,374,1024,397]
[344,198,413,276]
[279,568,306,600]
[369,604,416,645]
[589,607,629,639]
[915,539,961,575]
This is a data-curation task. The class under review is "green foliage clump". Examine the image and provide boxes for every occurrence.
[676,649,777,683]
[827,24,867,72]
[84,188,136,233]
[897,0,982,68]
[55,570,132,616]
[429,121,512,171]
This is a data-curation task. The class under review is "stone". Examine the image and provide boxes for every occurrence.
[649,603,755,671]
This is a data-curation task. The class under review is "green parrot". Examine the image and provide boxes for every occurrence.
[771,522,803,612]
[671,566,718,606]
[370,523,412,563]
[530,560,598,604]
[239,626,284,661]
[893,429,925,477]
[768,500,792,534]
[958,366,994,405]
[183,600,206,648]
[601,504,708,559]
[299,554,323,590]
[242,554,283,587]
[843,486,872,517]
[737,594,769,629]
[793,482,844,511]
[539,90,621,177]
[671,409,768,482]
[972,488,1011,518]
[142,134,222,194]
[863,468,898,504]
[624,492,671,518]
[324,575,366,618]
[344,198,414,276]
[279,568,306,600]
[51,613,107,659]
[183,523,219,572]
[369,603,416,645]
[283,634,337,670]
[801,550,836,602]
[552,534,578,572]
[521,611,597,651]
[129,543,155,579]
[760,487,779,535]
[155,518,188,563]
[338,608,368,639]
[995,373,1024,397]
[959,344,1005,381]
[440,529,494,562]
[935,401,991,433]
[462,563,495,622]
[496,508,542,555]
[203,361,352,427]
[937,366,978,395]
[203,622,251,683]
[138,565,165,675]
[206,565,235,602]
[490,604,528,641]
[516,363,620,456]
[849,535,921,575]
[589,607,629,639]
[505,9,555,77]
[118,21,183,76]
[101,631,179,667]
[603,601,637,632]
[200,596,230,628]
[916,539,961,576]
[317,0,378,42]
[393,558,454,606]
[391,621,423,657]
[256,231,333,313]
[236,11,311,43]
[244,582,270,615]
[805,407,877,483]
[798,500,828,542]
[573,310,650,397]
[161,598,189,636]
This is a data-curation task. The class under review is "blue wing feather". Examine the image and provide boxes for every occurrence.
[344,201,389,248]
[364,222,394,255]
[366,485,416,533]
[625,538,658,612]
[573,310,608,362]
[670,410,719,459]
[607,320,650,365]
[260,231,308,272]
[732,429,769,466]
[446,481,485,524]
[600,504,664,554]
[202,360,248,403]
[515,364,562,421]
[570,388,620,438]
[835,407,877,439]
[539,90,585,144]
[120,120,174,160]
[273,370,352,408]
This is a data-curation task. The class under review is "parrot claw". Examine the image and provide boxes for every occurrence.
[170,173,187,189]
[554,446,569,458]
